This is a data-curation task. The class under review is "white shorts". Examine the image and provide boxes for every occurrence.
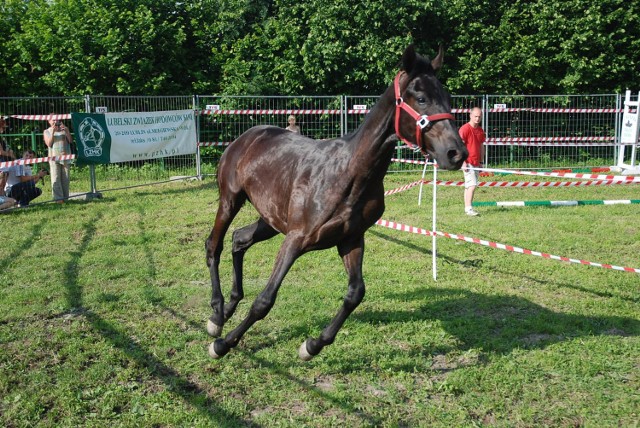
[463,165,479,188]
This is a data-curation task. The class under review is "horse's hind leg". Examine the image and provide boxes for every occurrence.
[299,235,365,361]
[224,218,279,322]
[205,191,246,337]
[209,235,302,359]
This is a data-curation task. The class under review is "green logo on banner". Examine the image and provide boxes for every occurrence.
[71,113,112,164]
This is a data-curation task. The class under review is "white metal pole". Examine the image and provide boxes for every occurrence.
[418,160,428,206]
[432,163,438,281]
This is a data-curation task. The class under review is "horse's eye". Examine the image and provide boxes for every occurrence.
[417,97,426,104]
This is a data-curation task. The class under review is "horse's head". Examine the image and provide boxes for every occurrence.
[394,45,467,170]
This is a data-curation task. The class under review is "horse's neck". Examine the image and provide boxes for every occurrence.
[348,85,398,181]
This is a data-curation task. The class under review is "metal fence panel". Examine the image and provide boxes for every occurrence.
[0,96,86,202]
[1,92,628,204]
[486,94,619,168]
[0,96,85,156]
[196,95,343,176]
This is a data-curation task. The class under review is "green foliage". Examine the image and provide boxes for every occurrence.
[1,0,639,95]
[446,0,640,94]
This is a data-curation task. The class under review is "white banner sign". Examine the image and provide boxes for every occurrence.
[72,110,197,164]
[621,110,639,144]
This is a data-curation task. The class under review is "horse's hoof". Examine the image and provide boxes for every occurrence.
[208,342,221,359]
[208,338,230,359]
[298,340,314,361]
[207,319,223,337]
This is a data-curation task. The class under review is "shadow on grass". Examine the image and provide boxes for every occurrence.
[0,219,47,272]
[371,225,639,303]
[62,213,260,427]
[99,178,214,199]
[368,228,484,267]
[354,286,639,355]
[130,204,380,426]
[485,265,640,304]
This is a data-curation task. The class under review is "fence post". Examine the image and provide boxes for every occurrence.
[84,94,102,199]
[614,92,622,165]
[194,95,202,179]
[30,130,37,152]
[341,95,346,137]
[483,95,489,166]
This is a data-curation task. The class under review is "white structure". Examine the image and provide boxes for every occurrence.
[615,90,640,174]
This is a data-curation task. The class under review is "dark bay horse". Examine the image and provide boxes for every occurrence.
[205,45,468,360]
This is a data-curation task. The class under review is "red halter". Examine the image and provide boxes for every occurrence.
[394,71,455,153]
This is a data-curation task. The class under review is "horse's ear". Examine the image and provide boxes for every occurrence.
[431,45,445,72]
[401,44,417,73]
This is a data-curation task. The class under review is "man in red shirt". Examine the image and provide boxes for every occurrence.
[458,107,486,216]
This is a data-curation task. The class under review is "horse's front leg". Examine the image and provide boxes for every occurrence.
[205,225,228,338]
[299,235,365,361]
[209,235,302,359]
[225,219,279,321]
[205,195,245,338]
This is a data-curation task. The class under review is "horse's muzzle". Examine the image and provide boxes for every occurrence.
[431,145,467,170]
[445,147,468,170]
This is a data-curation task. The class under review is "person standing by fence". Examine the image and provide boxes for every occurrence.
[43,116,73,203]
[285,115,301,134]
[459,107,486,216]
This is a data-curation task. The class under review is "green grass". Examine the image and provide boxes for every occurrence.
[1,172,638,427]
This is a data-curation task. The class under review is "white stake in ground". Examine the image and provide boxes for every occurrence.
[432,164,438,281]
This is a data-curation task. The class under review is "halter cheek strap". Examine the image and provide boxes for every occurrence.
[394,71,455,152]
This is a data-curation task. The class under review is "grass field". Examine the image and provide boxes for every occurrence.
[1,171,638,427]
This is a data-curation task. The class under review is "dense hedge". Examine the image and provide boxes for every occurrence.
[1,0,637,97]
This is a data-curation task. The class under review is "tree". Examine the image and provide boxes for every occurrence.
[4,0,203,95]
[1,0,639,96]
[216,0,450,95]
[445,0,640,94]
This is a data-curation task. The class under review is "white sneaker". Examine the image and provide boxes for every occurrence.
[465,208,480,216]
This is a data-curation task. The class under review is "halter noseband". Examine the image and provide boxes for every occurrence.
[394,71,455,153]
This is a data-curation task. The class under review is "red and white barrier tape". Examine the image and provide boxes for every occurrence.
[479,167,640,182]
[422,180,636,188]
[375,219,640,274]
[390,158,433,165]
[384,179,635,198]
[200,109,341,115]
[384,180,424,196]
[199,108,469,116]
[10,114,71,121]
[488,136,614,143]
[199,136,621,148]
[198,142,231,147]
[6,109,622,120]
[486,137,616,147]
[352,108,622,114]
[489,108,621,113]
[0,155,75,168]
